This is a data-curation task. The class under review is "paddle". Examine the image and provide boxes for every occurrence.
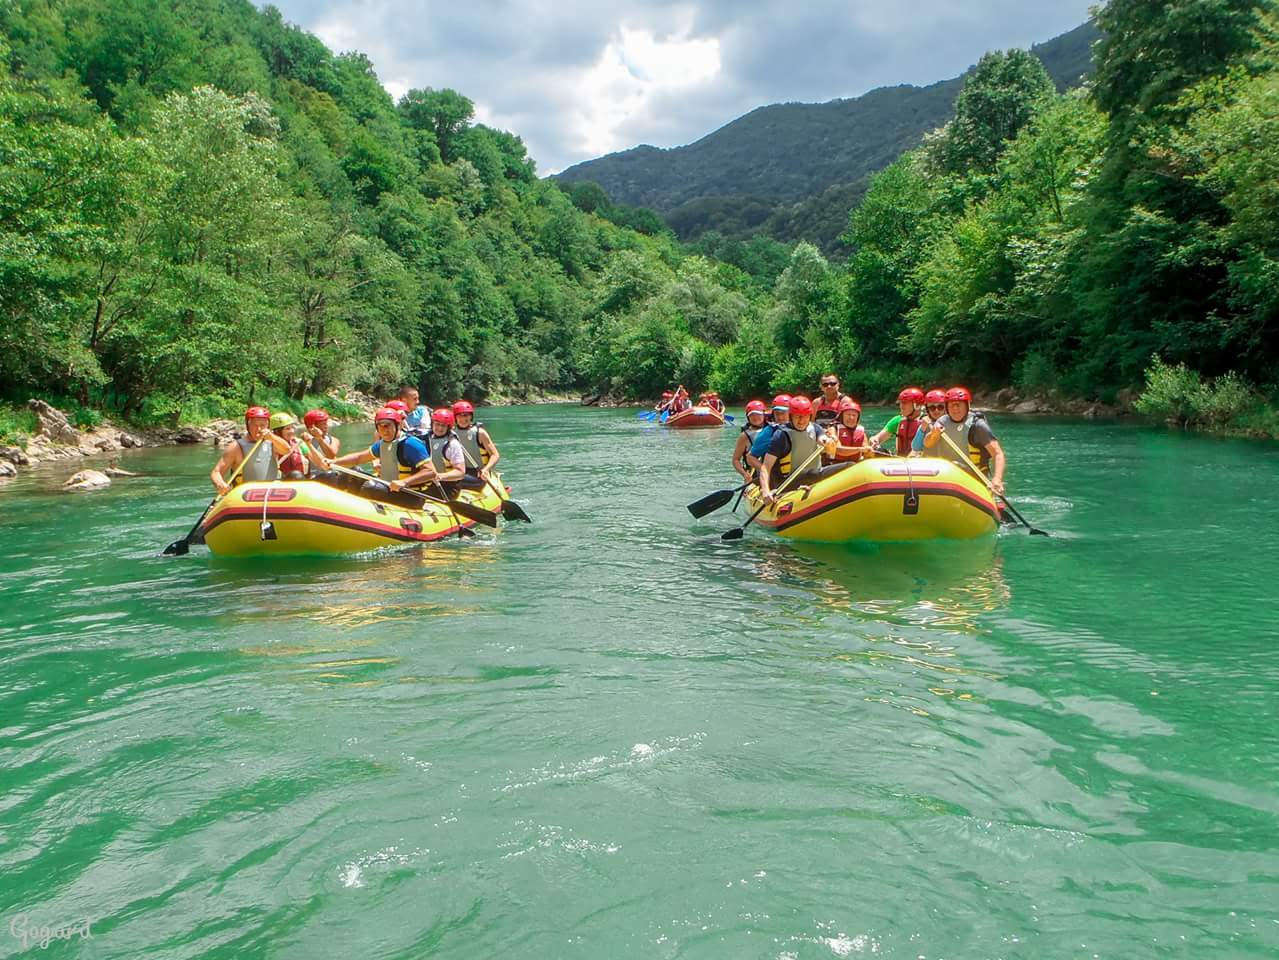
[687,480,751,519]
[637,410,657,421]
[456,439,531,523]
[162,435,266,556]
[431,479,476,540]
[933,427,1048,536]
[722,442,828,541]
[327,463,499,529]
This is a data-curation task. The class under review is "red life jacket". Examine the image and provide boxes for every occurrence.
[815,394,846,425]
[279,442,306,477]
[834,424,867,462]
[895,415,922,455]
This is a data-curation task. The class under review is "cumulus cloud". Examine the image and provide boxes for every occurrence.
[270,0,1096,174]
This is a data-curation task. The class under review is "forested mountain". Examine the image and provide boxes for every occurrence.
[555,22,1098,252]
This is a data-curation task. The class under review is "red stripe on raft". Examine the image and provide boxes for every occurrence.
[760,480,999,532]
[202,504,467,543]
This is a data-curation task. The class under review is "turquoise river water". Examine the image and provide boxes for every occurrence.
[1,404,1277,959]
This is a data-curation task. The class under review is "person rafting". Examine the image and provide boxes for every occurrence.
[655,391,675,414]
[328,406,439,508]
[395,386,429,437]
[423,407,468,496]
[814,374,848,429]
[210,406,294,494]
[758,396,841,504]
[921,387,1007,496]
[303,409,340,458]
[871,387,926,455]
[911,389,949,454]
[829,398,871,463]
[451,400,500,489]
[747,394,791,471]
[270,412,328,479]
[706,392,725,413]
[732,400,768,481]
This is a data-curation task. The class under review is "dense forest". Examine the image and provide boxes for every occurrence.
[2,0,1276,441]
[555,22,1099,254]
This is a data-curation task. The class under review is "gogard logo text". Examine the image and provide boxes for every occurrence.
[8,914,93,950]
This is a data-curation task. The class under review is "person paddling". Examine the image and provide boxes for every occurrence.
[210,406,293,495]
[871,387,926,455]
[921,387,1007,497]
[328,407,439,508]
[758,397,841,505]
[303,409,340,459]
[911,390,948,454]
[830,397,871,463]
[747,394,791,471]
[451,400,500,490]
[732,400,768,482]
[814,373,848,430]
[423,407,468,497]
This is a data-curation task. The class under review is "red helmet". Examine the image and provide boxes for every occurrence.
[303,408,329,429]
[244,405,270,423]
[838,396,861,413]
[374,406,404,425]
[898,387,925,403]
[432,407,455,427]
[772,393,792,409]
[946,386,972,404]
[788,396,814,417]
[662,391,673,398]
[452,400,475,417]
[745,400,767,415]
[385,400,409,413]
[924,389,947,405]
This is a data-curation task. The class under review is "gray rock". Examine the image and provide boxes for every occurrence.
[28,399,81,444]
[994,387,1018,407]
[0,459,16,478]
[119,433,143,448]
[174,426,204,444]
[1012,400,1041,415]
[63,469,111,491]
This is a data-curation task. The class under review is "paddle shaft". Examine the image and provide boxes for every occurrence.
[455,434,531,522]
[326,462,497,528]
[726,442,828,540]
[932,425,1046,535]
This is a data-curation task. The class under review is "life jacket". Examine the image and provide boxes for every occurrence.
[427,431,462,475]
[772,423,823,484]
[278,440,306,477]
[376,435,429,485]
[454,423,489,469]
[739,423,763,467]
[833,423,867,462]
[237,436,278,483]
[814,394,846,428]
[895,414,923,455]
[936,412,991,472]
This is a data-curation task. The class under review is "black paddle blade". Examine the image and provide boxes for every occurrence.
[456,524,476,539]
[687,488,736,518]
[501,499,532,523]
[1029,527,1049,537]
[721,527,745,541]
[162,540,189,556]
[446,499,499,528]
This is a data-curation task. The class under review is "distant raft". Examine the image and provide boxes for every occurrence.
[742,456,999,542]
[664,405,726,428]
[200,477,507,556]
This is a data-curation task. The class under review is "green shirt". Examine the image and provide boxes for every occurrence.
[881,414,903,436]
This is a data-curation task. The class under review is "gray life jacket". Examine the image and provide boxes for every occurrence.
[935,412,990,471]
[378,435,405,482]
[237,436,279,483]
[427,432,461,474]
[775,423,823,480]
[454,423,487,467]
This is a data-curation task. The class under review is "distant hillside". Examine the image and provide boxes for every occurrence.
[556,21,1099,252]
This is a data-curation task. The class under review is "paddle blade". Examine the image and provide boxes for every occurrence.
[501,499,533,523]
[723,414,735,423]
[162,540,189,556]
[686,488,735,519]
[1030,527,1049,537]
[720,527,745,541]
[448,499,499,528]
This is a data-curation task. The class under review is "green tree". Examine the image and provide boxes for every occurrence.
[397,87,473,162]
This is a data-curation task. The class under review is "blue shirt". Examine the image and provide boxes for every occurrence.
[370,435,431,469]
[404,405,430,433]
[749,423,780,459]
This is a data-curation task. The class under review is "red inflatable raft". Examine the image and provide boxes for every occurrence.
[665,405,726,428]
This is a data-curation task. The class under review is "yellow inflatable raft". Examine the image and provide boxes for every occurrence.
[200,477,507,556]
[743,456,998,543]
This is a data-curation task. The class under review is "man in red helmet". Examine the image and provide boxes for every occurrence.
[327,407,438,507]
[451,400,500,488]
[759,396,841,504]
[922,387,1006,495]
[303,409,341,459]
[732,400,769,481]
[210,406,295,494]
[423,407,468,496]
[871,387,926,455]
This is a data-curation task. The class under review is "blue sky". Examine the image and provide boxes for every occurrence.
[269,0,1097,173]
